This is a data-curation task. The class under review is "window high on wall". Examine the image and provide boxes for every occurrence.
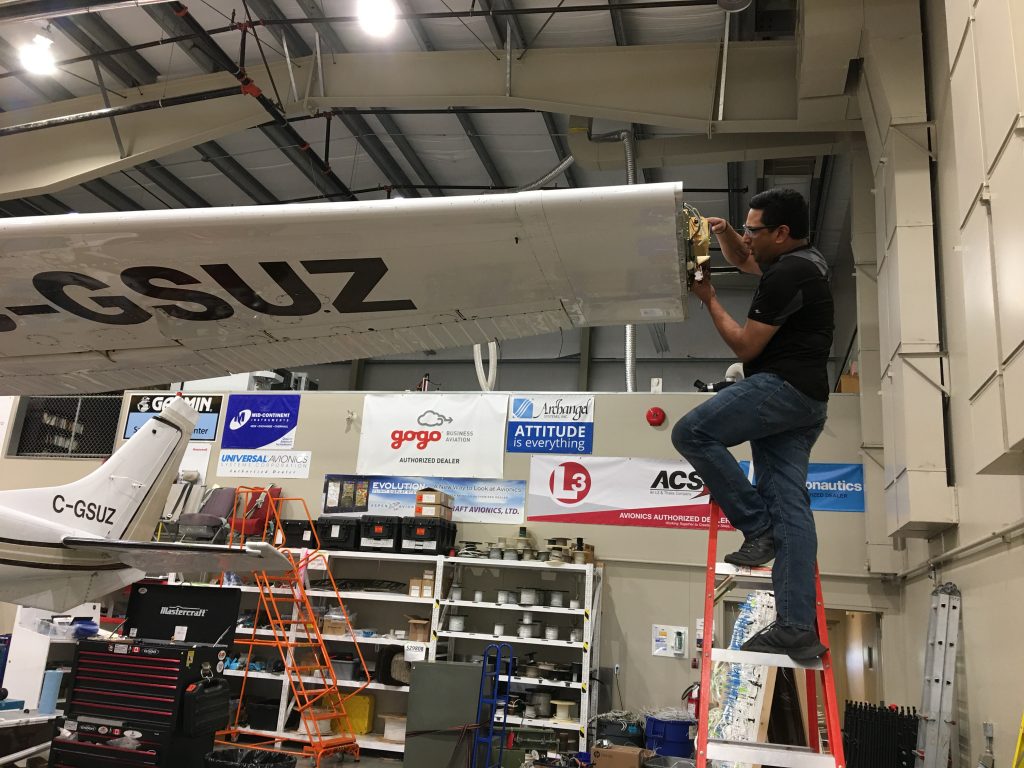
[12,395,121,458]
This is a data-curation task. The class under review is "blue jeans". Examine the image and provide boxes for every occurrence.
[671,373,828,630]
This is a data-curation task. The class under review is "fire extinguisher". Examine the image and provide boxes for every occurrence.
[681,682,700,720]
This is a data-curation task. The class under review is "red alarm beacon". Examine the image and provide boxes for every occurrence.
[646,406,667,427]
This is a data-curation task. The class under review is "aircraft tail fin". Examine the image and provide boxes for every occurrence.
[0,397,197,541]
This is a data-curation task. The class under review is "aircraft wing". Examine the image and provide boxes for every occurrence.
[63,538,293,575]
[0,183,689,395]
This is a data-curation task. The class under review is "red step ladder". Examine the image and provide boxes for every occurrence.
[696,501,846,768]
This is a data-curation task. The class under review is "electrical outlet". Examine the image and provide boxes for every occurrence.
[614,663,621,675]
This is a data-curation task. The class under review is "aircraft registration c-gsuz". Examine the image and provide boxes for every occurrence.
[0,183,702,396]
[0,398,290,611]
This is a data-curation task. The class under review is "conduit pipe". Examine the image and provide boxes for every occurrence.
[0,86,244,138]
[473,341,499,392]
[598,555,883,581]
[897,517,1024,582]
[514,155,576,192]
[620,129,639,393]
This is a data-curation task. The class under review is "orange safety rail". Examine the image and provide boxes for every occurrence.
[695,501,847,768]
[217,495,372,767]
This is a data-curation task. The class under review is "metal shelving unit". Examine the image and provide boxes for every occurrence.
[434,557,603,751]
[228,549,446,755]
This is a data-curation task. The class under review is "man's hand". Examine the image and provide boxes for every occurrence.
[691,270,716,304]
[705,216,730,235]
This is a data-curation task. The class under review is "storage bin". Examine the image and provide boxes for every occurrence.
[644,716,695,758]
[314,515,359,550]
[331,657,356,681]
[359,515,401,552]
[381,714,407,742]
[399,517,456,554]
[340,693,375,735]
[281,519,315,548]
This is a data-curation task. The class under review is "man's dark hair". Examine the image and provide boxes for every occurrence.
[749,188,810,240]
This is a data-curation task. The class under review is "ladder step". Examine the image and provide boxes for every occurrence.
[715,563,773,580]
[302,711,345,721]
[706,739,839,768]
[710,648,824,670]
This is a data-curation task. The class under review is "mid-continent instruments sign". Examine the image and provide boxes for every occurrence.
[222,393,300,450]
[357,393,508,479]
[125,394,223,441]
[506,394,594,454]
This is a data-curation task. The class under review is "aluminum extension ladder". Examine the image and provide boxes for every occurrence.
[913,582,961,768]
[696,501,847,768]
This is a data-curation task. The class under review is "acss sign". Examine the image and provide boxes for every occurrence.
[549,461,591,505]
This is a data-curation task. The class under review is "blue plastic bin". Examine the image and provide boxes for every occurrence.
[644,716,696,758]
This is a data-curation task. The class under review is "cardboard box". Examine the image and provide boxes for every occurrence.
[415,502,453,520]
[407,617,430,642]
[839,373,860,393]
[591,745,655,768]
[420,581,434,599]
[322,616,348,635]
[416,487,453,507]
[408,578,422,598]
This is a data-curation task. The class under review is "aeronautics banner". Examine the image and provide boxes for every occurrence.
[740,461,865,512]
[526,456,730,530]
[217,449,312,478]
[367,475,527,524]
[221,394,300,450]
[357,393,508,479]
[124,393,223,441]
[506,394,594,454]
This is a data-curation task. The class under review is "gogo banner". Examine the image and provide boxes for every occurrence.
[222,394,300,450]
[367,475,526,524]
[357,393,508,479]
[506,394,594,454]
[527,456,733,530]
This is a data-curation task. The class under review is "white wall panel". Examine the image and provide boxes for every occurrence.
[970,374,1007,472]
[986,134,1024,360]
[974,0,1022,170]
[1004,350,1024,451]
[944,0,972,68]
[949,27,987,223]
[958,202,1000,397]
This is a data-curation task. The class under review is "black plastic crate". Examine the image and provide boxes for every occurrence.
[281,519,316,549]
[400,518,456,554]
[358,515,401,552]
[315,515,360,551]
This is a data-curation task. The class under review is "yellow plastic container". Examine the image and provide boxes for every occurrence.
[333,693,375,735]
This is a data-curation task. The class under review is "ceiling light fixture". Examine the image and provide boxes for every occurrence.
[19,35,57,76]
[357,0,397,37]
[356,0,395,37]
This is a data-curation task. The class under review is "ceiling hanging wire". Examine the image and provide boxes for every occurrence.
[621,129,639,393]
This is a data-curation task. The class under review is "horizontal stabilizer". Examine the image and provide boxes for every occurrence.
[62,538,292,575]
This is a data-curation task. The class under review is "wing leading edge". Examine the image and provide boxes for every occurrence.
[63,538,293,575]
[0,183,688,394]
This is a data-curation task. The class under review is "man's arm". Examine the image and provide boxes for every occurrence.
[703,293,780,363]
[706,217,761,276]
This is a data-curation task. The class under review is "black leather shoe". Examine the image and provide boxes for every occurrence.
[740,622,828,661]
[723,529,775,567]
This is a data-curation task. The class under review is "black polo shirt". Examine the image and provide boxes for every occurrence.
[744,246,834,402]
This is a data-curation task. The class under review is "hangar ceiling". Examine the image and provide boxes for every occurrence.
[0,0,860,389]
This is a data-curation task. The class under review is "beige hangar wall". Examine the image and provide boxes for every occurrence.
[851,0,1024,762]
[0,390,881,711]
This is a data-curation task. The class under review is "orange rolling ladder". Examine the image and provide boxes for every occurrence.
[217,493,371,767]
[696,501,846,768]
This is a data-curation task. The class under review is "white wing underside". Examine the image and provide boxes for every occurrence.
[0,183,688,394]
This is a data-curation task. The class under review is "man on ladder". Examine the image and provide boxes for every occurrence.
[672,188,834,662]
